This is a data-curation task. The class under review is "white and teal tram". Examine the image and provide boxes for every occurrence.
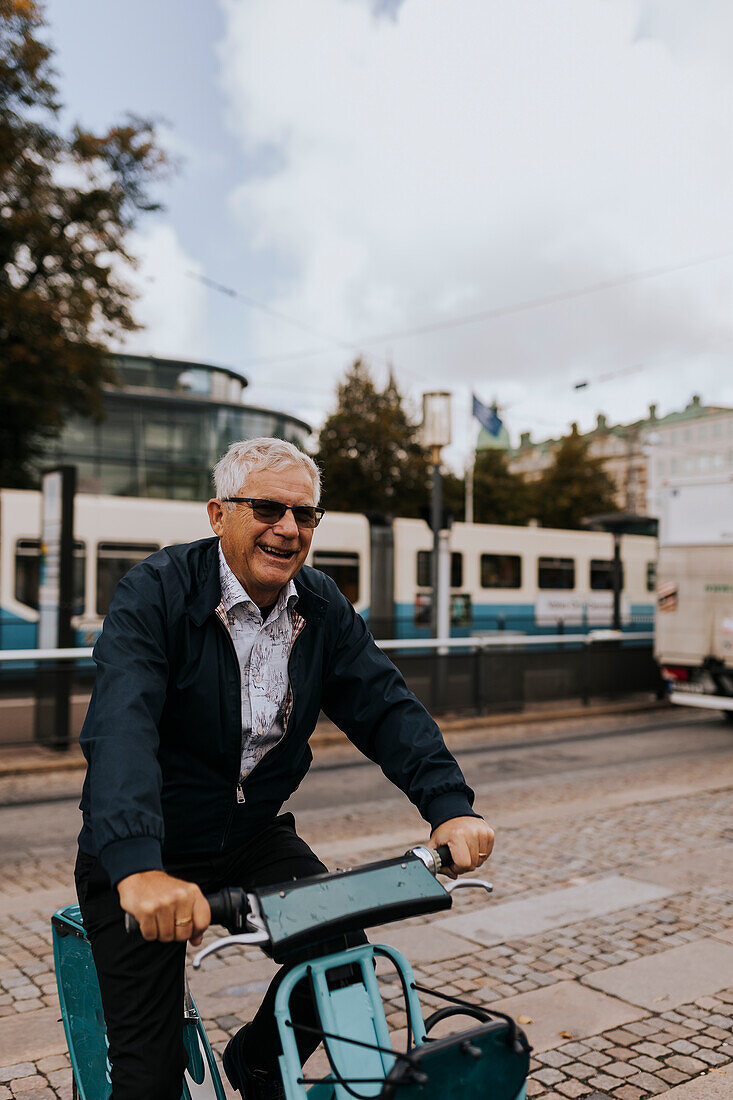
[0,489,655,651]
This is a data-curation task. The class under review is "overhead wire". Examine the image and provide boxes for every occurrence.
[190,246,733,371]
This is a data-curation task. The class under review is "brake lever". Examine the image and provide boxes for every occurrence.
[444,879,493,895]
[193,929,270,969]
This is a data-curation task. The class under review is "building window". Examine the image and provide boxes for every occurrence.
[313,552,360,605]
[97,543,159,616]
[538,557,575,590]
[590,559,624,591]
[646,561,657,592]
[480,554,522,589]
[15,539,86,613]
[416,551,463,588]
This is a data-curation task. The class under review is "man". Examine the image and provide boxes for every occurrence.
[76,437,493,1099]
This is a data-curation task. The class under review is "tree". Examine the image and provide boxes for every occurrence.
[533,423,619,529]
[315,360,429,517]
[0,0,169,487]
[471,449,537,526]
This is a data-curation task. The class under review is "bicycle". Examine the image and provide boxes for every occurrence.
[52,845,530,1099]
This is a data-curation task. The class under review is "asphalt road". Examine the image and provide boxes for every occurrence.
[0,707,730,863]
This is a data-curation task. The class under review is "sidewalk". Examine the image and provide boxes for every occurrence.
[0,702,729,1099]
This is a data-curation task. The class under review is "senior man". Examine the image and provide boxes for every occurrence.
[75,437,493,1100]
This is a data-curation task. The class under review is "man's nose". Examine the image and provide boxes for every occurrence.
[272,507,300,538]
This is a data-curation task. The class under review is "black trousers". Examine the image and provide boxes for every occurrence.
[75,814,364,1100]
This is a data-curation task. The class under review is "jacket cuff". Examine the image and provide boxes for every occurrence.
[425,792,481,832]
[100,836,164,888]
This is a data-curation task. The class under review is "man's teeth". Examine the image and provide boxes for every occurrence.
[260,546,293,557]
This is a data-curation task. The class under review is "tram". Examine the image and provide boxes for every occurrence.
[0,489,655,650]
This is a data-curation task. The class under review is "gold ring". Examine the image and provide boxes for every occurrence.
[174,917,192,926]
[478,852,488,858]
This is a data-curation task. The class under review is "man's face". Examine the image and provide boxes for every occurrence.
[207,466,316,608]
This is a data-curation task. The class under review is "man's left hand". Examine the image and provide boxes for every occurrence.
[429,816,494,877]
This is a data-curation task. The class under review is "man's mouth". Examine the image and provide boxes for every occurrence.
[258,544,296,559]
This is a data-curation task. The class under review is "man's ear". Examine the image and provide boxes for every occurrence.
[207,499,225,535]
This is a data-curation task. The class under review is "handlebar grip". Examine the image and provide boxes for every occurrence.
[435,844,452,870]
[206,887,249,932]
[123,887,249,935]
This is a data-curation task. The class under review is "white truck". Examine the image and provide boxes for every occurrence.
[654,478,733,720]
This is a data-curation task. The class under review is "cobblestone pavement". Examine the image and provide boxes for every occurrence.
[0,717,731,1098]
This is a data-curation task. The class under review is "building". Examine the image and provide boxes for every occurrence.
[509,395,733,516]
[509,411,650,513]
[40,354,311,500]
[644,395,733,516]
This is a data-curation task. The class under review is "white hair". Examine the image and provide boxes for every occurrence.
[213,438,322,507]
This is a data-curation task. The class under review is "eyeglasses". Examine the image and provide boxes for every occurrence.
[222,497,325,529]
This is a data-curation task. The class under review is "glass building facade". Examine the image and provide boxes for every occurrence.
[42,355,311,501]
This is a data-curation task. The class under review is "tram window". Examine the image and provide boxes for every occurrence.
[312,551,360,604]
[590,559,624,591]
[646,560,657,592]
[480,554,522,589]
[538,556,575,590]
[97,543,159,616]
[14,539,86,613]
[416,551,463,588]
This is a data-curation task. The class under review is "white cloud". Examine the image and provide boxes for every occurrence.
[217,0,733,463]
[118,223,209,362]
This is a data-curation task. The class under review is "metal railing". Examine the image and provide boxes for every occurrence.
[0,632,664,751]
[377,631,654,650]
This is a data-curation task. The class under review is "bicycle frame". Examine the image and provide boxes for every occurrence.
[52,850,527,1100]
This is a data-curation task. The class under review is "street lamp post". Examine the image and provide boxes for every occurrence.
[422,392,452,640]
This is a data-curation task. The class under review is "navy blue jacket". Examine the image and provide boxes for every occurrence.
[78,537,477,886]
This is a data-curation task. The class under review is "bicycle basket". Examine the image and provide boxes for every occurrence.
[380,1020,529,1100]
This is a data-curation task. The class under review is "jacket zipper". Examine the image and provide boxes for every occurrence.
[213,613,245,811]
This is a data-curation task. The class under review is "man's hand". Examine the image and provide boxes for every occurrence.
[117,871,211,945]
[429,816,494,878]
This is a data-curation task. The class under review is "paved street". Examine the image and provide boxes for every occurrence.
[0,705,731,1098]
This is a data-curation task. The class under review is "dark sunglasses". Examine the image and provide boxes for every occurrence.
[222,497,325,529]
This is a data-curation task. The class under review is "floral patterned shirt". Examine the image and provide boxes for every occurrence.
[217,544,299,780]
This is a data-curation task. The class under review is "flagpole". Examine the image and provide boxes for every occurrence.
[465,457,474,523]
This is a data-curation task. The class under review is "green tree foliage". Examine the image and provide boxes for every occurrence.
[442,452,537,526]
[0,0,169,487]
[315,360,429,517]
[471,448,537,526]
[534,423,619,529]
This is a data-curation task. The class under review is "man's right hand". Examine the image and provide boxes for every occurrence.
[117,870,211,945]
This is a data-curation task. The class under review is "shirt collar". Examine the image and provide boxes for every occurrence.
[218,542,297,618]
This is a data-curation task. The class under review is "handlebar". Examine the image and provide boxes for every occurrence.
[123,885,250,935]
[123,844,457,935]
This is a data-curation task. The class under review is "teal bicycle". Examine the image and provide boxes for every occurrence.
[53,846,530,1099]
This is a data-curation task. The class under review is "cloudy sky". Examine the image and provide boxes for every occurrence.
[46,0,733,470]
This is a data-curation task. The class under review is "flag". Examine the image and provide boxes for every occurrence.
[472,394,503,437]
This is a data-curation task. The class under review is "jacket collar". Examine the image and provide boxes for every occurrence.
[185,538,327,626]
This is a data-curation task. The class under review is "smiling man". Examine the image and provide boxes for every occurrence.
[75,437,492,1100]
